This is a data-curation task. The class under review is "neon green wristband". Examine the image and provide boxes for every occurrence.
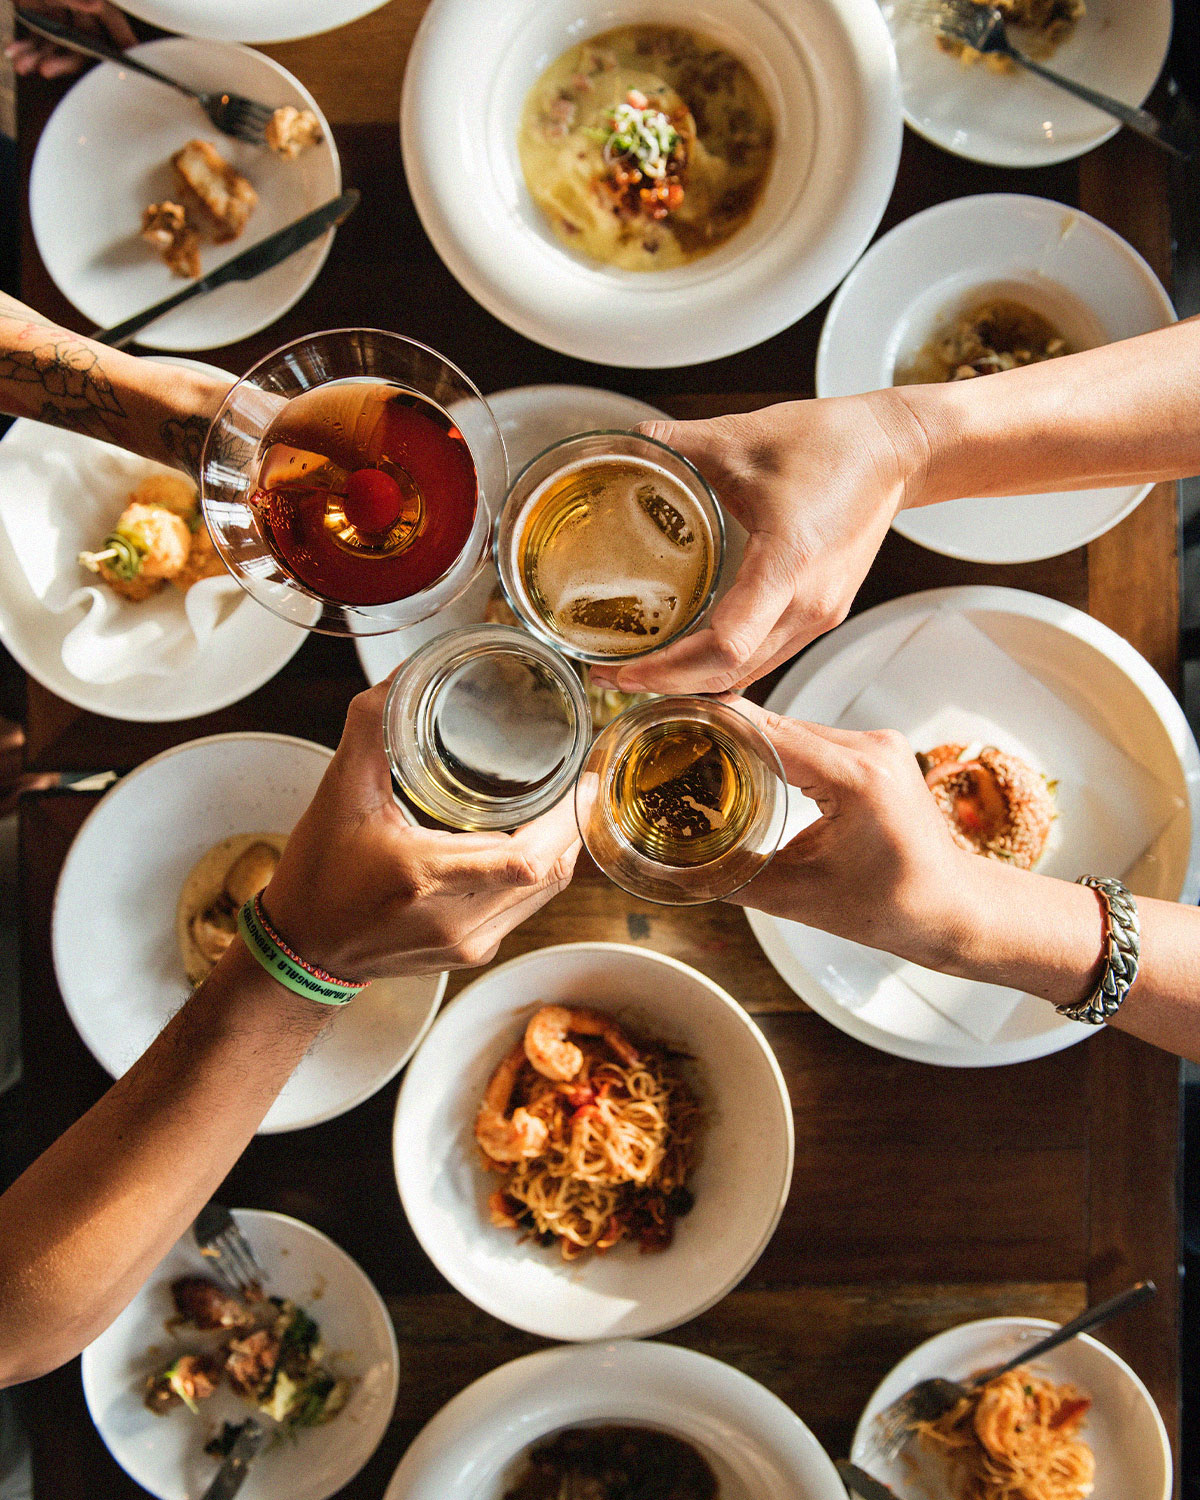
[236,899,364,1005]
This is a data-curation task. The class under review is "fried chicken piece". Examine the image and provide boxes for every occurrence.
[224,1327,281,1399]
[141,200,202,278]
[264,105,324,159]
[79,501,192,601]
[919,743,1056,870]
[171,521,229,591]
[172,139,258,243]
[171,1275,254,1331]
[223,841,280,906]
[131,472,199,524]
[144,1352,224,1414]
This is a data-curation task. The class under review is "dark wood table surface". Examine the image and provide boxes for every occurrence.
[12,2,1183,1495]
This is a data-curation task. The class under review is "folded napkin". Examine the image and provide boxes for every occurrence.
[828,608,1183,1043]
[0,429,243,684]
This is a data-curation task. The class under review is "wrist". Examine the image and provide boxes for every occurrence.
[884,381,972,511]
[192,937,335,1037]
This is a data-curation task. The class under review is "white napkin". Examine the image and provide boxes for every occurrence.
[829,608,1183,1043]
[0,430,243,684]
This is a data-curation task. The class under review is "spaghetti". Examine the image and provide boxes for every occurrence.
[914,1368,1095,1500]
[476,1006,702,1260]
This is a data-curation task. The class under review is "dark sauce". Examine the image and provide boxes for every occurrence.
[503,1424,719,1500]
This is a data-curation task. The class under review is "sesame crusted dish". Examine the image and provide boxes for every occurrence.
[919,742,1056,869]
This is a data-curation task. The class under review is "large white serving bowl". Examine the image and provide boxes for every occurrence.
[53,734,446,1132]
[385,1341,845,1500]
[82,1209,399,1500]
[0,356,304,722]
[29,40,340,350]
[401,0,902,367]
[852,1317,1170,1499]
[879,0,1173,167]
[817,195,1175,565]
[394,943,794,1342]
[118,0,389,43]
[747,586,1200,1068]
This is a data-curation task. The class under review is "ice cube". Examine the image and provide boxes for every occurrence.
[636,484,695,548]
[568,594,655,635]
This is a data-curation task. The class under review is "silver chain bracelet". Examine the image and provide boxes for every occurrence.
[1055,875,1140,1025]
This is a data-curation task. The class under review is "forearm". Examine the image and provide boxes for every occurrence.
[919,861,1200,1060]
[0,942,330,1384]
[891,315,1200,505]
[0,293,231,479]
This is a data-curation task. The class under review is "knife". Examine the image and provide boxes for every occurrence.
[199,1417,266,1500]
[93,189,360,349]
[835,1459,901,1500]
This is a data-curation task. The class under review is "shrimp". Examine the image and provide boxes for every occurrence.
[523,1005,639,1082]
[475,1044,548,1164]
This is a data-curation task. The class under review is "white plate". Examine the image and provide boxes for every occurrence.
[53,733,446,1131]
[394,943,794,1341]
[880,0,1172,167]
[81,1209,399,1500]
[746,586,1200,1067]
[401,0,901,367]
[817,195,1175,564]
[118,0,390,44]
[386,1341,844,1500]
[29,40,341,351]
[0,358,304,723]
[355,385,669,685]
[852,1317,1171,1499]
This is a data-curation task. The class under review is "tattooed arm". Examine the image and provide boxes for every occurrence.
[0,294,233,480]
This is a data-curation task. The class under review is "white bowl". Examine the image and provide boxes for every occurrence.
[118,0,389,43]
[817,194,1175,565]
[852,1316,1171,1500]
[29,39,341,350]
[386,1341,845,1500]
[53,733,446,1132]
[880,0,1172,167]
[747,585,1200,1067]
[82,1209,399,1500]
[401,0,902,367]
[393,942,794,1341]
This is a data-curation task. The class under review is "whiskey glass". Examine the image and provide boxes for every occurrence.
[201,329,507,637]
[576,696,787,905]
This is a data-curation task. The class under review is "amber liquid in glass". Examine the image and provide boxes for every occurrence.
[610,720,755,867]
[251,379,478,607]
[517,457,714,657]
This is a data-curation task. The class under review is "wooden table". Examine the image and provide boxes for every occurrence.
[13,2,1182,1494]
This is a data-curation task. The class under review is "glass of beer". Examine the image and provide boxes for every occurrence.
[201,329,507,636]
[576,697,787,905]
[494,431,724,664]
[384,625,592,830]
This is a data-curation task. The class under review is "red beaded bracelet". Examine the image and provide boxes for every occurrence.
[252,892,369,991]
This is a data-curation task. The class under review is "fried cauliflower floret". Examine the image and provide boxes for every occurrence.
[79,501,192,601]
[141,200,202,278]
[264,105,324,159]
[919,743,1056,870]
[172,139,258,243]
[171,521,228,591]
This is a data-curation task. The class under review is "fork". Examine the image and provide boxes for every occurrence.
[904,0,1191,160]
[870,1280,1155,1461]
[14,11,275,145]
[193,1202,266,1299]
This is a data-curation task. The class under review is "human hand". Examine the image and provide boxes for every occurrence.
[7,1,136,78]
[261,678,584,980]
[597,392,930,696]
[725,699,980,970]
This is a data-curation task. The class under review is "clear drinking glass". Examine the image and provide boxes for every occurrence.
[201,329,507,637]
[384,625,592,831]
[576,696,787,905]
[494,430,724,664]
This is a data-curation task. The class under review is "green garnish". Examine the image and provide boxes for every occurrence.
[78,528,146,581]
[597,100,679,179]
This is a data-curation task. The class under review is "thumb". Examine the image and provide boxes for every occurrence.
[726,699,866,811]
[326,675,398,806]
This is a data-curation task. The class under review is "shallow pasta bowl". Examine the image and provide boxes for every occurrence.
[393,942,794,1341]
[400,0,902,367]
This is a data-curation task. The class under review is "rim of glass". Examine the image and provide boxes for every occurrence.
[199,327,508,633]
[383,623,592,830]
[575,694,788,906]
[492,429,726,666]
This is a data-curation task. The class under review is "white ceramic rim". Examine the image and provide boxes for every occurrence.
[746,585,1200,1067]
[28,40,342,351]
[52,731,447,1131]
[80,1207,401,1500]
[392,941,795,1340]
[850,1316,1171,1500]
[399,0,902,367]
[118,0,390,43]
[815,194,1176,564]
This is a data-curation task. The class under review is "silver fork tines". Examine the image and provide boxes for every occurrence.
[193,1203,266,1298]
